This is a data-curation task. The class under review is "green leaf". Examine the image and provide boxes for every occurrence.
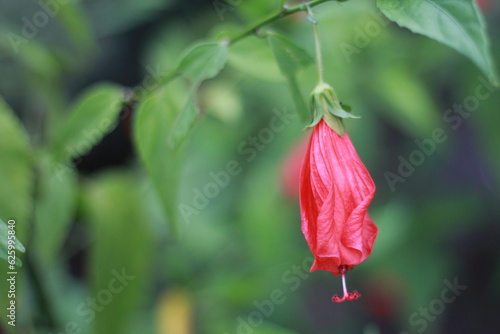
[168,92,198,148]
[0,99,30,331]
[0,97,32,242]
[268,34,314,125]
[33,159,78,266]
[50,84,123,163]
[0,219,25,266]
[377,0,498,84]
[287,77,310,125]
[169,42,228,149]
[177,42,228,82]
[267,34,314,72]
[228,36,282,82]
[56,1,95,52]
[6,39,61,82]
[83,172,153,334]
[134,85,185,235]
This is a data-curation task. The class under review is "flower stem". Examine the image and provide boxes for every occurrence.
[229,0,334,45]
[311,16,324,83]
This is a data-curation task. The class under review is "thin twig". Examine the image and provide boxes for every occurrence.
[230,0,334,45]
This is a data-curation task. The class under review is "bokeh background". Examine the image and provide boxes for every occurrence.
[1,0,499,333]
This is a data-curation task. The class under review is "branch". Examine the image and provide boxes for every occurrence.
[128,0,335,102]
[229,0,334,45]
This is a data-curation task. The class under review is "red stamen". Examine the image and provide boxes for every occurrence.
[332,266,361,303]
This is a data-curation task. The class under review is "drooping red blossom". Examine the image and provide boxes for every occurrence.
[300,119,378,302]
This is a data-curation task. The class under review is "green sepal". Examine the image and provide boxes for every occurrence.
[325,97,360,119]
[323,110,345,136]
[308,81,359,134]
[307,93,324,128]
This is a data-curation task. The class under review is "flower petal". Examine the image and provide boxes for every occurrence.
[300,120,378,276]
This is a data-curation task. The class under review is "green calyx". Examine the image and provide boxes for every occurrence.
[308,82,359,135]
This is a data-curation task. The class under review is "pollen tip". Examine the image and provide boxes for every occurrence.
[332,294,342,303]
[347,290,361,301]
[331,291,361,303]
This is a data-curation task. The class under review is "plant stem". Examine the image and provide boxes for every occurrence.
[311,17,324,83]
[229,0,334,45]
[130,0,334,100]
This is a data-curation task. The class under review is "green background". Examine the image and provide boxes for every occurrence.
[0,0,499,333]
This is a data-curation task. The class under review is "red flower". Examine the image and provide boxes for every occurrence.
[300,119,378,302]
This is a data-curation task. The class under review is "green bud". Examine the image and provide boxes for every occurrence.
[308,82,359,135]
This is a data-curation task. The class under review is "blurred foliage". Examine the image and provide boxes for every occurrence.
[0,0,499,334]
